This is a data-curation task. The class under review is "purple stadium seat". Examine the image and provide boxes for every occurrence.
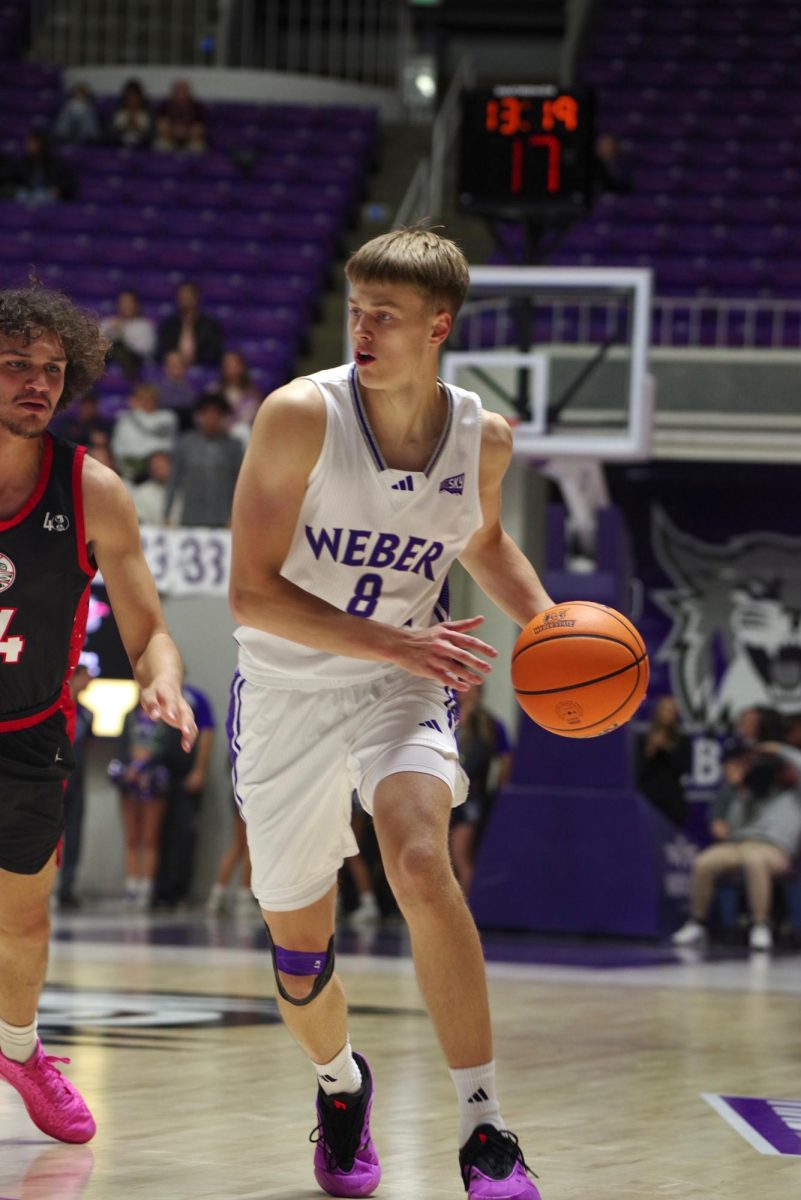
[770,261,801,298]
[708,259,768,296]
[656,257,712,295]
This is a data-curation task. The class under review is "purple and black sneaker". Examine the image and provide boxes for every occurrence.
[459,1125,541,1199]
[310,1052,381,1198]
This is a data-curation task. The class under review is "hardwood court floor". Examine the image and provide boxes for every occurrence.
[2,912,801,1199]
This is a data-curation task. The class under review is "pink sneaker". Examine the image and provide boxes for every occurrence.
[310,1052,381,1197]
[0,1041,96,1143]
[459,1125,541,1199]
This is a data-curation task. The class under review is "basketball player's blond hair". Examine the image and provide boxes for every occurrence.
[346,227,470,318]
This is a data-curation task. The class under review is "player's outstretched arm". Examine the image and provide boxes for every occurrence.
[458,411,554,626]
[82,455,197,751]
[228,380,496,690]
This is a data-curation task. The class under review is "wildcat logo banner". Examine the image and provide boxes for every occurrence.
[652,508,801,730]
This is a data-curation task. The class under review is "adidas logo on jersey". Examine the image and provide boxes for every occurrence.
[438,473,464,495]
[419,719,442,732]
[391,475,415,492]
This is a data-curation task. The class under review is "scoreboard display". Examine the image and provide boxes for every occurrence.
[458,85,595,217]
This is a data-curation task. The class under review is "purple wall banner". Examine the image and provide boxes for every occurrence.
[703,1093,801,1156]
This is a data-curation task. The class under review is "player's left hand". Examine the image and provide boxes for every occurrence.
[140,681,198,752]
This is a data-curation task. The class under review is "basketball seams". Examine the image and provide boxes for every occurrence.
[513,654,647,697]
[512,600,649,737]
[567,600,646,657]
[512,631,638,665]
[535,659,647,736]
[512,600,645,661]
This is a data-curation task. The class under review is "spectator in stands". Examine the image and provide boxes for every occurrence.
[57,654,97,910]
[53,83,100,145]
[213,350,262,442]
[154,80,208,154]
[636,694,691,828]
[0,148,17,199]
[127,450,176,525]
[339,795,381,925]
[672,713,801,953]
[101,289,157,380]
[164,392,243,527]
[86,441,118,471]
[110,382,178,481]
[155,349,196,419]
[206,796,253,916]
[154,680,216,910]
[156,282,223,368]
[110,77,152,149]
[593,132,633,198]
[108,699,176,909]
[15,128,77,203]
[50,390,111,448]
[450,683,514,898]
[785,713,801,750]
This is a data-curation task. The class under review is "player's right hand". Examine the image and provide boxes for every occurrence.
[392,616,497,691]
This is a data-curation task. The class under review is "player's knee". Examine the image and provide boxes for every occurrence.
[277,971,322,1003]
[0,901,50,943]
[388,839,452,908]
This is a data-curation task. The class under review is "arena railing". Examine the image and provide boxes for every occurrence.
[31,0,406,85]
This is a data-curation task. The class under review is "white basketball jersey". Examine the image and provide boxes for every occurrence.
[235,362,484,685]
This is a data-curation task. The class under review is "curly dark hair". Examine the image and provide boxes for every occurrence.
[0,284,109,410]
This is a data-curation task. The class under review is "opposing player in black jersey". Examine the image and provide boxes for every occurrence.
[0,285,197,1142]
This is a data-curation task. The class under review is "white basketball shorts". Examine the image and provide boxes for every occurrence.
[228,667,467,912]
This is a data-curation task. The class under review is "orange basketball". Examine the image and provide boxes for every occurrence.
[511,601,649,738]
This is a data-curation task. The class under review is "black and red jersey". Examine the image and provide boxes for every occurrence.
[0,434,95,732]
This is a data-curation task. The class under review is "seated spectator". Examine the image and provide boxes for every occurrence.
[156,281,223,369]
[110,77,152,148]
[15,128,77,204]
[101,289,157,380]
[53,83,100,144]
[155,349,196,417]
[164,393,243,527]
[110,382,178,481]
[672,715,801,953]
[213,350,262,442]
[636,694,691,828]
[154,80,208,154]
[593,132,633,198]
[127,450,177,525]
[50,390,111,447]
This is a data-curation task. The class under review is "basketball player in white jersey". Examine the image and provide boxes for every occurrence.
[228,228,552,1199]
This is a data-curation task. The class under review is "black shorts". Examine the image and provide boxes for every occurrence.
[0,710,73,875]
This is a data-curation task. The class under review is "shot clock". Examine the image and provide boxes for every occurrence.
[458,84,596,217]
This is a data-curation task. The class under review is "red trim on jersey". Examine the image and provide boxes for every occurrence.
[0,693,61,732]
[61,579,92,711]
[0,435,53,531]
[71,444,95,577]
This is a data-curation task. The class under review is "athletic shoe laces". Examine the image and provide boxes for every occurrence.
[39,1054,77,1100]
[459,1126,538,1190]
[309,1089,368,1173]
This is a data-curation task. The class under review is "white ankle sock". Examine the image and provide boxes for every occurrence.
[0,1016,37,1063]
[450,1060,504,1147]
[312,1039,363,1096]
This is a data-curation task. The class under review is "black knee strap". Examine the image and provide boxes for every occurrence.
[267,930,336,1007]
